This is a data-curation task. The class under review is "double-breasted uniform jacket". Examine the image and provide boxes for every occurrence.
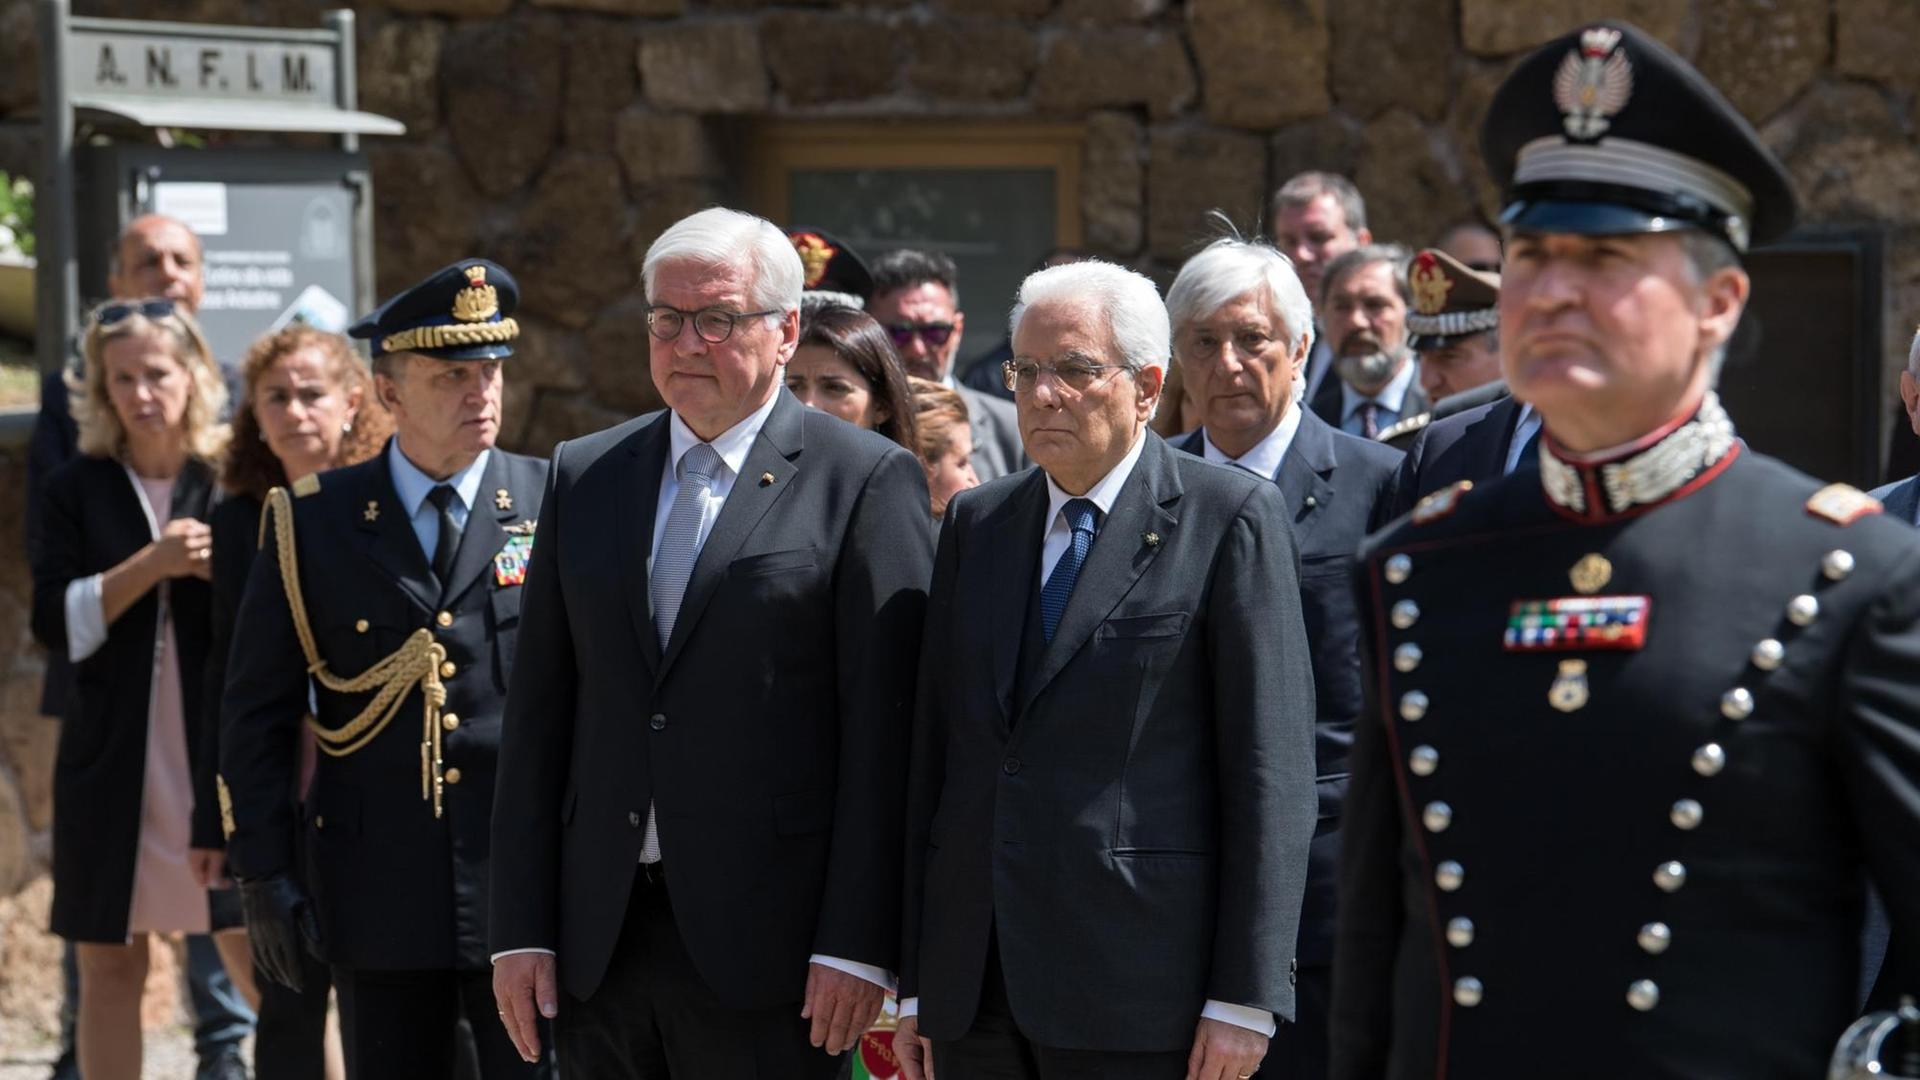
[30,454,221,942]
[901,433,1319,1051]
[220,442,547,972]
[1329,396,1920,1079]
[1173,409,1402,969]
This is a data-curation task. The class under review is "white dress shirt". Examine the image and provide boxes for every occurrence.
[388,442,489,562]
[494,391,888,992]
[1338,358,1418,437]
[903,427,1276,1037]
[1507,403,1543,476]
[1198,402,1303,482]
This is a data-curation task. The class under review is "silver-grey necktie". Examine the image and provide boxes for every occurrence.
[650,442,722,651]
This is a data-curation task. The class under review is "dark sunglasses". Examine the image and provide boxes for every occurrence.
[885,322,955,349]
[94,299,177,326]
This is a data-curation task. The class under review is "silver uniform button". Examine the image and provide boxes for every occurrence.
[1751,638,1785,671]
[1394,643,1424,673]
[1391,599,1421,630]
[1400,691,1430,722]
[1384,553,1413,585]
[1423,801,1453,833]
[1435,860,1465,892]
[1409,745,1440,777]
[1446,916,1475,948]
[1822,549,1855,582]
[1453,976,1484,1007]
[1653,861,1688,893]
[1720,687,1754,721]
[1787,594,1819,627]
[1627,979,1661,1012]
[1637,921,1672,955]
[1691,743,1726,778]
[1670,799,1704,830]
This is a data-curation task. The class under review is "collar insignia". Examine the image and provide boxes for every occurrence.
[1553,26,1633,141]
[1540,392,1736,520]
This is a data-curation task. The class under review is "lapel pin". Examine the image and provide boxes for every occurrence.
[760,472,775,487]
[363,500,380,522]
[1142,531,1161,548]
[495,488,513,511]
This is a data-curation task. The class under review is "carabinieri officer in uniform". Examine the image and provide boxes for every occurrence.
[220,260,551,1080]
[1330,22,1920,1079]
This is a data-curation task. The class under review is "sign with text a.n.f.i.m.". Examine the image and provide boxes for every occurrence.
[66,28,336,105]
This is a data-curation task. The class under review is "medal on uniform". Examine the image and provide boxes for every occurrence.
[494,535,532,586]
[1504,595,1650,651]
[1549,659,1590,712]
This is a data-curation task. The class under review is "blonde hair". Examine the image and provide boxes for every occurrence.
[71,301,231,461]
[909,376,970,467]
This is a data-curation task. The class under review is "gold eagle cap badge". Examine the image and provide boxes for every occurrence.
[452,264,500,323]
[1409,251,1453,316]
[790,233,837,290]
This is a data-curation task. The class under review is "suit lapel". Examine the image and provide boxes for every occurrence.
[616,412,672,678]
[439,451,516,607]
[354,443,439,616]
[657,393,803,680]
[988,471,1050,728]
[1016,434,1180,722]
[1277,411,1337,550]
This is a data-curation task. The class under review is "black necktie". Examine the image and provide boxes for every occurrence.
[426,484,462,585]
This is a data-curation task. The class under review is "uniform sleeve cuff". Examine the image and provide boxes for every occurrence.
[810,954,895,993]
[1201,999,1276,1037]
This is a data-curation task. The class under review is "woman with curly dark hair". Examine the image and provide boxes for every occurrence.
[209,324,390,1080]
[786,302,918,453]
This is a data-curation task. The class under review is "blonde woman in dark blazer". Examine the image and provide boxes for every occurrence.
[30,298,232,1080]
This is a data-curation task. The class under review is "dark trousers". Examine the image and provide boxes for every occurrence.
[557,864,840,1079]
[332,965,548,1080]
[253,951,332,1080]
[1266,963,1328,1079]
[932,934,1189,1080]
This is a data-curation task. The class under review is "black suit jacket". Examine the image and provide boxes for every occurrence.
[221,443,548,972]
[30,454,220,942]
[1382,393,1526,521]
[1174,412,1401,966]
[901,433,1318,1051]
[489,389,932,1007]
[1308,364,1431,438]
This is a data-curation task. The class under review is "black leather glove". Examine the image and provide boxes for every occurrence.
[240,873,321,992]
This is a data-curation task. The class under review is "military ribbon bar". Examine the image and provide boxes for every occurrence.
[1503,595,1651,651]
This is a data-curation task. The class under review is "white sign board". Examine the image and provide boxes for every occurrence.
[67,28,337,105]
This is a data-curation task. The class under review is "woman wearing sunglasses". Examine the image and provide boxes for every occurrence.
[786,302,919,453]
[206,324,391,1080]
[29,298,234,1080]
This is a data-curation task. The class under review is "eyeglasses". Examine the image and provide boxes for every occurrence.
[94,299,176,326]
[884,322,956,349]
[1002,358,1130,394]
[646,305,780,345]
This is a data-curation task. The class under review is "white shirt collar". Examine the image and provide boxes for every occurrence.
[1044,427,1148,527]
[1342,355,1417,420]
[1199,402,1302,481]
[389,439,490,518]
[668,387,782,478]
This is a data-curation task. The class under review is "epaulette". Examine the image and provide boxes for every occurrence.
[1411,479,1473,525]
[1377,411,1432,443]
[1806,483,1881,526]
[292,473,321,497]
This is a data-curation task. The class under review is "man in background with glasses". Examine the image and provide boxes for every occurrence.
[868,249,1026,481]
[490,207,931,1079]
[896,259,1316,1080]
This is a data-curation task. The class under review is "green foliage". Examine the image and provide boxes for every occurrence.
[0,172,34,259]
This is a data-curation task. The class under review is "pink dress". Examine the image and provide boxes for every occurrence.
[124,474,209,936]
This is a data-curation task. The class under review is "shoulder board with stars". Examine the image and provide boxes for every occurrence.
[1411,479,1473,525]
[1806,483,1881,526]
[291,473,321,497]
[1377,411,1432,442]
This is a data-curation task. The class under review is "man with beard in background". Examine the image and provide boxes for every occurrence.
[1308,244,1429,439]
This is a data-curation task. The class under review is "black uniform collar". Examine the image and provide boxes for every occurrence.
[1539,391,1739,523]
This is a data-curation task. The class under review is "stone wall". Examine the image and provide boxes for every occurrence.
[0,0,1914,460]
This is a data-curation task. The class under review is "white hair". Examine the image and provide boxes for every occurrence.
[642,207,803,316]
[1164,238,1315,357]
[1009,260,1171,376]
[1908,326,1920,377]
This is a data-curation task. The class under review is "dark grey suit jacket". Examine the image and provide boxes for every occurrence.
[489,389,932,1006]
[1382,393,1527,521]
[1174,411,1402,967]
[901,433,1318,1051]
[1308,364,1431,438]
[959,384,1026,482]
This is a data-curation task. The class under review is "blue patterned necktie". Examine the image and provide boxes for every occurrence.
[650,442,723,651]
[1039,498,1099,643]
